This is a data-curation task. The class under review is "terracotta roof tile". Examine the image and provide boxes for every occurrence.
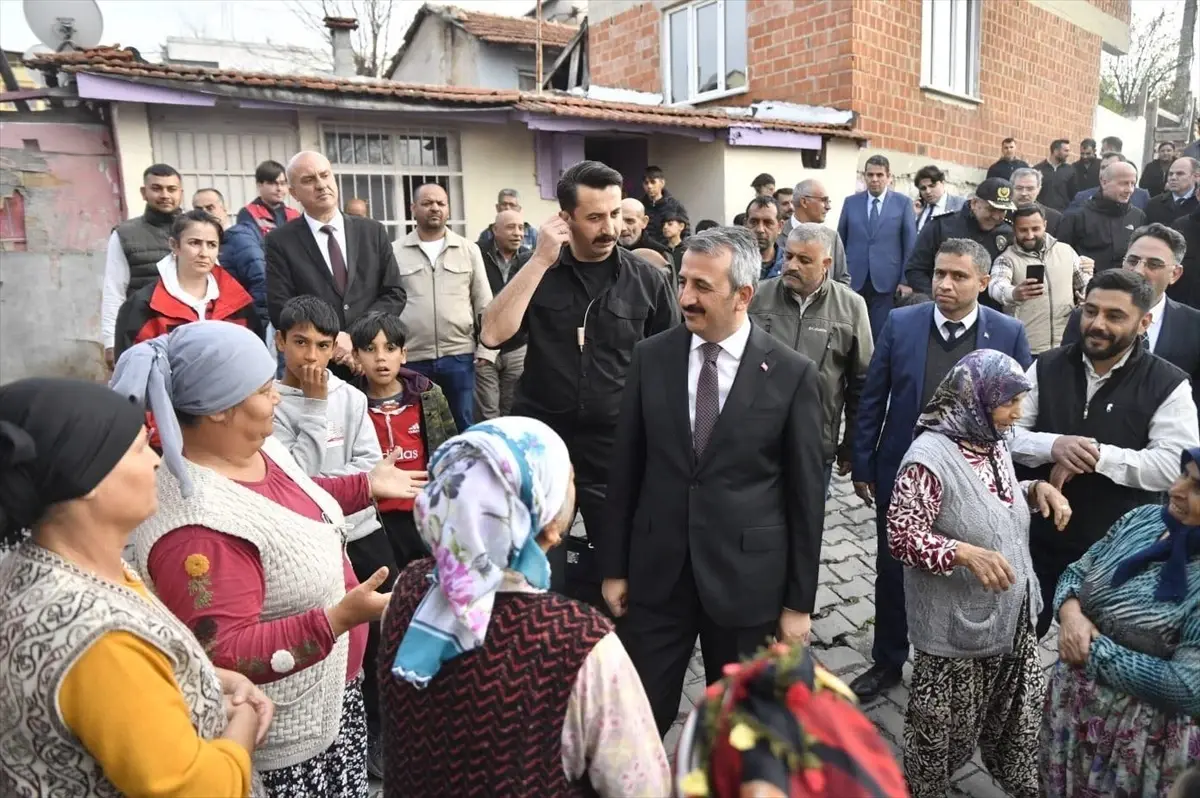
[447,7,578,47]
[25,46,862,139]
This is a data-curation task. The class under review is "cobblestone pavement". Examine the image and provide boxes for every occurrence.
[663,471,1061,798]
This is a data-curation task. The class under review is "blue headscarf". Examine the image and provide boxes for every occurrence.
[1111,446,1200,602]
[392,417,572,688]
[109,321,277,498]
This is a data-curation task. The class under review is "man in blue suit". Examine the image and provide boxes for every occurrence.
[838,154,918,338]
[849,238,1033,703]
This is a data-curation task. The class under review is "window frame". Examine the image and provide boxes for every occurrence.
[661,0,748,106]
[319,124,466,239]
[919,0,982,103]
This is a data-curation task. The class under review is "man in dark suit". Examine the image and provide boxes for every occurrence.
[838,154,919,338]
[265,151,406,376]
[1143,157,1199,227]
[598,226,825,735]
[1061,223,1200,416]
[849,238,1033,702]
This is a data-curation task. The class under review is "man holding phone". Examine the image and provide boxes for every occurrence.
[989,204,1090,355]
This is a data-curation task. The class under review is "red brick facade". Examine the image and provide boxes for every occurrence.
[589,0,1129,170]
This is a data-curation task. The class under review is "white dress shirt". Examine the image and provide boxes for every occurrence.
[101,231,131,348]
[932,304,979,341]
[867,189,887,222]
[1145,293,1167,354]
[687,319,752,430]
[1010,353,1200,491]
[305,210,348,276]
[917,194,950,232]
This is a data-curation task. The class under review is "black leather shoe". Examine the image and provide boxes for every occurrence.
[849,663,903,703]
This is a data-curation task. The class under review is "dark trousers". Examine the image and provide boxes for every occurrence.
[618,556,776,736]
[345,527,400,739]
[545,426,613,612]
[870,478,910,671]
[409,354,475,432]
[861,282,896,341]
[1031,544,1076,639]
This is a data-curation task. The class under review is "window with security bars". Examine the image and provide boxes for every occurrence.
[321,126,466,239]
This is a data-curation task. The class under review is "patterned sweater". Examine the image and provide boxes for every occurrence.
[1054,504,1200,715]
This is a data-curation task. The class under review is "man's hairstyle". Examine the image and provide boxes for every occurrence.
[278,295,341,338]
[794,178,821,196]
[1178,156,1200,174]
[1081,138,1097,149]
[1011,167,1042,186]
[1158,140,1176,151]
[751,172,775,190]
[1101,135,1123,152]
[193,187,224,203]
[255,160,286,184]
[169,208,222,241]
[1001,137,1016,146]
[913,165,945,186]
[347,310,407,351]
[1085,268,1154,313]
[744,196,781,220]
[1011,204,1046,223]
[644,165,665,181]
[864,154,890,171]
[787,222,832,256]
[773,187,794,199]
[413,182,447,202]
[1100,160,1136,180]
[1050,139,1069,153]
[664,208,689,224]
[557,160,624,213]
[937,238,991,276]
[695,219,719,232]
[1129,222,1187,264]
[685,226,759,293]
[143,163,180,182]
[497,188,519,202]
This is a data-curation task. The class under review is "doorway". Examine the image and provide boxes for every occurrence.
[584,136,648,198]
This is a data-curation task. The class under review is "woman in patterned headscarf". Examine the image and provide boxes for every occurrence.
[378,416,670,797]
[887,349,1071,798]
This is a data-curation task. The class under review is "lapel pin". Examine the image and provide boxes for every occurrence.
[760,361,769,372]
[983,331,990,339]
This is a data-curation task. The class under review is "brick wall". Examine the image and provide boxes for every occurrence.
[589,0,1126,170]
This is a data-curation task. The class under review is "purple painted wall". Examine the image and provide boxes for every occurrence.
[0,119,123,381]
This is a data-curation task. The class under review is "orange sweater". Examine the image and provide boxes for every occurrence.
[58,576,253,798]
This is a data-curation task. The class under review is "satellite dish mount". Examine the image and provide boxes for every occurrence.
[23,0,104,53]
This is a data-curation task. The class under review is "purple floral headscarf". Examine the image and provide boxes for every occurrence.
[915,349,1031,443]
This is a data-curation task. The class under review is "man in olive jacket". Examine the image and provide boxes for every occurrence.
[750,223,874,494]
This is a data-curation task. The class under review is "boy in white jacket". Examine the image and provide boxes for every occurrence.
[271,295,419,778]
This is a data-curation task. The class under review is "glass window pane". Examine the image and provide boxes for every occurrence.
[724,0,747,91]
[929,0,952,90]
[668,10,689,103]
[432,136,449,167]
[352,134,367,165]
[366,134,381,165]
[324,132,338,162]
[695,2,719,95]
[338,134,354,166]
[380,135,393,165]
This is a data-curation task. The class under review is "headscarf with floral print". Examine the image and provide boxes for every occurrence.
[392,416,572,687]
[915,349,1031,444]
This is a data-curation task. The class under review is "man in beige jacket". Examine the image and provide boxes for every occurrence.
[394,183,492,430]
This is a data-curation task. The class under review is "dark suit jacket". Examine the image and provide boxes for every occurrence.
[1143,191,1199,227]
[852,304,1033,494]
[1067,186,1151,212]
[1061,297,1200,413]
[600,323,826,624]
[837,190,918,294]
[265,214,406,329]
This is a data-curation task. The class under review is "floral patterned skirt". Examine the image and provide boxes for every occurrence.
[260,677,369,798]
[1039,661,1200,798]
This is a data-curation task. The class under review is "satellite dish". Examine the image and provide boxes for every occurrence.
[23,0,104,52]
[20,45,51,86]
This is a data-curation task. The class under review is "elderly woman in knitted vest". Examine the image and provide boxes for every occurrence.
[111,321,424,798]
[0,378,272,798]
[377,417,671,797]
[887,349,1072,798]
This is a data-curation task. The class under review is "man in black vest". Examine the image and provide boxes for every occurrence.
[1011,269,1199,637]
[101,163,182,370]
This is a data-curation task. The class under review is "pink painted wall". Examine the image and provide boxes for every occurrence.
[0,118,124,381]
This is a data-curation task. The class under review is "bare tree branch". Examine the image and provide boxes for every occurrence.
[1101,9,1188,115]
[288,0,398,78]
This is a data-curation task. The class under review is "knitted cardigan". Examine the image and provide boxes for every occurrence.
[0,544,230,797]
[132,436,351,772]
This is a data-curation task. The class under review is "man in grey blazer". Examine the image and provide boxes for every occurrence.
[914,165,966,233]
